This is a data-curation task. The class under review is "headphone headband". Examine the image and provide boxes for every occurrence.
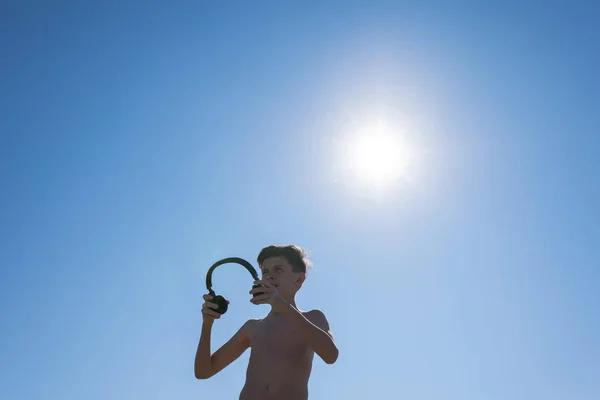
[205,257,260,295]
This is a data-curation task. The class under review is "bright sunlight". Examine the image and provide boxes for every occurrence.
[331,109,422,198]
[347,133,411,185]
[337,120,416,193]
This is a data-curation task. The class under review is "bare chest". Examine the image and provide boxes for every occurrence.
[250,317,310,359]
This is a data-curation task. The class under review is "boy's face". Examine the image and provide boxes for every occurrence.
[259,256,305,298]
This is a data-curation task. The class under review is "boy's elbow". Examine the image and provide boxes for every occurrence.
[195,371,211,379]
[195,371,206,379]
[194,367,212,379]
[194,370,205,379]
[324,347,339,364]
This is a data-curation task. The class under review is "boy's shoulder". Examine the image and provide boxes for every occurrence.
[304,308,327,317]
[242,318,261,330]
[244,308,331,328]
[303,309,331,329]
[244,309,329,325]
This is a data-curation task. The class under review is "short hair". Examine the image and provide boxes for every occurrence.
[257,244,312,274]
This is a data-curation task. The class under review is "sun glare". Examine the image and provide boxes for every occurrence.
[345,131,414,188]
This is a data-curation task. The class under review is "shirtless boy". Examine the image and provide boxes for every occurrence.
[194,245,339,400]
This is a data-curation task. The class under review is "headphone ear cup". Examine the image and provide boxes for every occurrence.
[212,295,228,314]
[252,284,264,298]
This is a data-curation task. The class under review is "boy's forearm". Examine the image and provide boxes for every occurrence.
[280,303,339,364]
[194,321,214,379]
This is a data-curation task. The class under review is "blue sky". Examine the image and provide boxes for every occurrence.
[1,1,599,399]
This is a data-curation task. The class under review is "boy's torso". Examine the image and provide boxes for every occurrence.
[239,312,314,400]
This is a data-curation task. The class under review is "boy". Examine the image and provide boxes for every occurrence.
[194,245,338,400]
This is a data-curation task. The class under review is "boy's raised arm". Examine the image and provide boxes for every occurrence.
[194,319,254,379]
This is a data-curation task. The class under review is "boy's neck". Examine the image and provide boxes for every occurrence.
[268,296,297,316]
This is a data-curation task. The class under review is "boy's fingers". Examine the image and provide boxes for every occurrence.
[203,294,213,301]
[251,294,271,303]
[204,311,220,318]
[202,307,221,316]
[254,280,273,288]
[250,286,273,294]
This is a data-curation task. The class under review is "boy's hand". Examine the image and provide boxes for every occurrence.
[202,294,229,323]
[249,280,288,312]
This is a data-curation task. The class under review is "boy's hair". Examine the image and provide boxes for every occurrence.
[257,244,312,274]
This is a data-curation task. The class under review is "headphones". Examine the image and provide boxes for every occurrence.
[205,257,264,314]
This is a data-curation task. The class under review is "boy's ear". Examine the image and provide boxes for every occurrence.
[296,273,306,289]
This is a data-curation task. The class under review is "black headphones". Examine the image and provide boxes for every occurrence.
[205,257,264,314]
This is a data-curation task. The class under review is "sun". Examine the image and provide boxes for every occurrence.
[346,132,413,187]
